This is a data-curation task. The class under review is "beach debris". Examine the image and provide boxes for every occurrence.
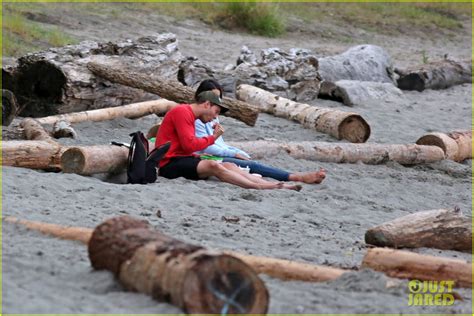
[222,216,240,224]
[236,84,371,143]
[228,140,445,165]
[365,208,472,252]
[35,99,177,126]
[3,34,181,117]
[361,248,472,288]
[318,80,404,106]
[2,89,18,126]
[61,145,128,175]
[416,130,472,162]
[396,59,472,91]
[20,118,55,142]
[155,209,162,218]
[2,140,66,171]
[52,120,77,139]
[88,61,259,127]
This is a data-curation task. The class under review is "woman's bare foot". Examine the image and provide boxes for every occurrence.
[290,168,326,184]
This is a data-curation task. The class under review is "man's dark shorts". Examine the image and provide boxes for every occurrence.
[159,156,201,180]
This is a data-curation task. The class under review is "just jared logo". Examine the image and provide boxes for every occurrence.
[408,280,455,306]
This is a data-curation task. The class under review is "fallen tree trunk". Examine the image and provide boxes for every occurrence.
[36,99,178,125]
[318,80,404,106]
[88,62,259,126]
[416,130,472,162]
[236,84,370,143]
[396,59,472,91]
[4,34,180,117]
[365,208,472,252]
[4,216,348,285]
[228,140,445,165]
[2,89,18,126]
[61,145,129,175]
[2,140,66,170]
[361,248,472,288]
[20,118,54,141]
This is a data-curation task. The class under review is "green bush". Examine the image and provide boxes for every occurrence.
[218,2,285,37]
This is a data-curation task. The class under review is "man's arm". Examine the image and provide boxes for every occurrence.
[174,110,215,153]
[195,119,241,157]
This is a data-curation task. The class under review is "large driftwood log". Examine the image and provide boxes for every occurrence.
[318,45,395,84]
[236,84,371,143]
[36,99,178,125]
[416,130,472,162]
[4,217,348,285]
[2,140,66,170]
[319,80,404,106]
[228,140,445,165]
[2,89,18,126]
[61,145,129,175]
[20,118,54,142]
[365,208,472,252]
[88,62,259,126]
[396,59,472,91]
[4,34,181,117]
[362,248,472,288]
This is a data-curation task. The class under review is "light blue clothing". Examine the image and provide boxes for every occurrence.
[194,119,290,181]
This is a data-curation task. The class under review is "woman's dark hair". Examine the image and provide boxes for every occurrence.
[194,79,224,100]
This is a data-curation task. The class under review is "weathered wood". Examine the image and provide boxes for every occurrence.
[52,120,77,139]
[5,216,348,285]
[2,140,66,170]
[88,62,259,126]
[365,208,472,252]
[2,89,18,126]
[228,140,445,165]
[36,99,177,125]
[61,145,129,175]
[361,248,472,288]
[236,84,371,143]
[396,59,472,91]
[20,118,54,141]
[4,34,181,117]
[318,45,395,83]
[319,80,404,106]
[416,130,472,162]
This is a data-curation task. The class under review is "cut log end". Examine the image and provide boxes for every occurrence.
[338,115,371,143]
[396,73,425,91]
[182,254,269,314]
[61,148,87,174]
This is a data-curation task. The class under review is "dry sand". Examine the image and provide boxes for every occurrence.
[2,3,472,314]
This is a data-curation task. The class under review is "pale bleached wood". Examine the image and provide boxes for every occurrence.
[416,130,472,162]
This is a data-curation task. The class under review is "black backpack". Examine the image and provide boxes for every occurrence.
[117,131,170,184]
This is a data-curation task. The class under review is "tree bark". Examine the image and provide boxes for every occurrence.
[228,140,445,165]
[36,99,177,125]
[2,89,18,126]
[365,208,472,252]
[416,130,472,162]
[396,59,472,91]
[361,248,472,288]
[61,145,129,175]
[3,34,181,117]
[88,62,260,126]
[236,84,371,143]
[20,118,54,142]
[318,45,395,83]
[2,140,66,170]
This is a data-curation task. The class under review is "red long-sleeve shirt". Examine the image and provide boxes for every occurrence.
[155,104,215,167]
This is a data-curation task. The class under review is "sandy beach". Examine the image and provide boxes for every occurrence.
[2,3,472,314]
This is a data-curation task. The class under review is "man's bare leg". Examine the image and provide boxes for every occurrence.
[289,168,326,184]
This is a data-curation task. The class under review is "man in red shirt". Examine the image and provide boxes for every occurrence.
[155,91,300,190]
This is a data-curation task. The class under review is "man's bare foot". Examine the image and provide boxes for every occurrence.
[291,168,326,184]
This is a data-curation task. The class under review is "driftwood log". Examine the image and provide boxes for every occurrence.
[362,248,472,288]
[61,145,129,175]
[36,99,178,125]
[236,84,371,143]
[318,45,395,84]
[2,89,18,126]
[396,59,472,91]
[365,208,472,252]
[4,216,348,284]
[318,80,404,106]
[228,140,445,165]
[20,118,54,142]
[52,120,77,139]
[3,34,181,117]
[88,62,259,127]
[416,130,472,162]
[2,140,66,170]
